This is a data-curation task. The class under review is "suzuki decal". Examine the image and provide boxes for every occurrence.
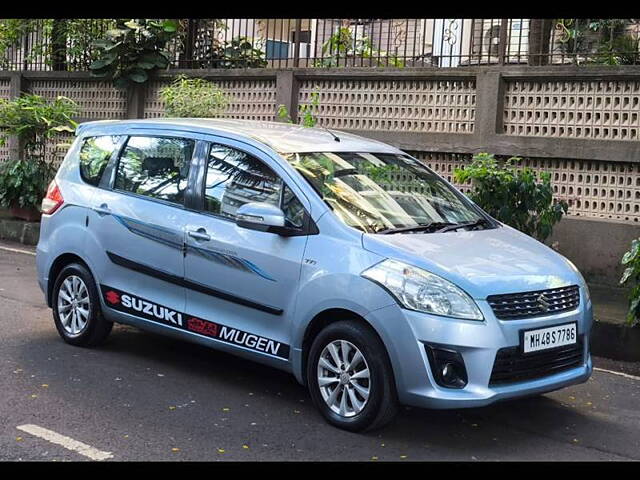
[100,285,289,359]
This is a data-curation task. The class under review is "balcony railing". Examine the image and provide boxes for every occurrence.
[0,18,638,71]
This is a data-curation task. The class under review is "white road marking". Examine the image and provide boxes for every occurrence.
[0,245,36,256]
[594,367,640,382]
[16,424,114,461]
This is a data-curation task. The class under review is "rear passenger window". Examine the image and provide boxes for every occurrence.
[114,136,195,205]
[204,144,282,219]
[79,136,122,186]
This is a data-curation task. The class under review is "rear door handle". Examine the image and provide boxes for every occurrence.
[93,204,111,216]
[187,228,211,242]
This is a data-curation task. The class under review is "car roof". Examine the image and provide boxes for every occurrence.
[76,118,404,155]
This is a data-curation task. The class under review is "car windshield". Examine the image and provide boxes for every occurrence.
[283,151,486,234]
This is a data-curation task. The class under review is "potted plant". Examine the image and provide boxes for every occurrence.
[0,93,78,221]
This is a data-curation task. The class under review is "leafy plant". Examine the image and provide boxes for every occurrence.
[592,34,639,65]
[0,19,119,70]
[276,104,293,123]
[0,19,36,68]
[188,34,268,69]
[0,94,78,159]
[159,75,229,118]
[299,92,320,127]
[554,19,638,65]
[453,153,568,242]
[217,36,267,68]
[89,19,180,88]
[0,158,55,209]
[276,92,320,127]
[0,94,78,211]
[620,238,640,326]
[314,26,404,68]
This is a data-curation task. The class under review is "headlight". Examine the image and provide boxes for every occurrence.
[362,259,483,320]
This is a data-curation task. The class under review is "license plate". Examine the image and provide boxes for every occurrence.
[522,322,577,354]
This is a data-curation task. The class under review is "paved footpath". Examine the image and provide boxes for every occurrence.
[0,242,639,461]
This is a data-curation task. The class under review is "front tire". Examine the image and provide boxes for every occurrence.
[52,262,112,347]
[306,320,398,432]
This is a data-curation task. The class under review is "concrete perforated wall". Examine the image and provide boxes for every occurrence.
[144,78,277,121]
[503,79,640,140]
[298,78,476,133]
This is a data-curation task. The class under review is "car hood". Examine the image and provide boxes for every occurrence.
[362,224,582,299]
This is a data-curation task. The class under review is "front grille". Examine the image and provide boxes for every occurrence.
[489,337,584,386]
[487,285,580,320]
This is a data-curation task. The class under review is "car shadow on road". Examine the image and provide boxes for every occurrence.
[14,323,617,458]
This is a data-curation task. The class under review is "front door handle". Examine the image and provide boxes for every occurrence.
[187,228,211,242]
[93,204,111,216]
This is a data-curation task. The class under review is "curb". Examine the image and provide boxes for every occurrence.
[591,320,640,362]
[0,218,40,246]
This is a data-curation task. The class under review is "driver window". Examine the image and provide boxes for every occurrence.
[203,143,308,228]
[203,144,281,220]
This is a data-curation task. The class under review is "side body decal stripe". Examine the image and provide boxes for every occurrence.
[109,212,276,281]
[105,251,283,316]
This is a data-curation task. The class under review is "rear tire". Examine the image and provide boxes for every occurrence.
[52,262,112,347]
[306,320,398,432]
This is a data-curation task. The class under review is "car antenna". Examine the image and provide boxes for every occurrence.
[321,126,341,142]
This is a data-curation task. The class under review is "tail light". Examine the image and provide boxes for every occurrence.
[41,179,64,215]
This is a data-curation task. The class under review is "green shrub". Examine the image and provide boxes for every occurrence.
[313,26,404,68]
[0,93,77,210]
[0,158,55,209]
[299,92,320,127]
[453,153,568,242]
[620,238,640,326]
[275,92,319,127]
[89,19,179,89]
[276,104,293,123]
[0,94,77,155]
[216,36,268,68]
[159,75,229,118]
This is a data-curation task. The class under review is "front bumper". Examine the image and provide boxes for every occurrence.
[365,292,593,409]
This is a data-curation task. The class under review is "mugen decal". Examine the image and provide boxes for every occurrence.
[100,286,289,359]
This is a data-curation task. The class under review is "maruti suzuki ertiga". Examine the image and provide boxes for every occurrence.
[36,119,592,431]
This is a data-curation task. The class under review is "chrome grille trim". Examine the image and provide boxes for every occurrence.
[487,285,580,320]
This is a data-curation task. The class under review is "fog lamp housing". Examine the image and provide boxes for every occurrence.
[425,345,468,389]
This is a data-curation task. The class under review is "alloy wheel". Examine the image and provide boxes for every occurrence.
[57,275,91,336]
[317,339,371,417]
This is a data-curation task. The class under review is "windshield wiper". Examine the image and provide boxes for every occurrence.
[435,218,491,233]
[376,222,456,235]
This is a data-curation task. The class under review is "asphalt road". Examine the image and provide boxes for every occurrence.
[1,242,639,462]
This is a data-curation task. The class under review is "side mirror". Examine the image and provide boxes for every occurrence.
[236,202,289,235]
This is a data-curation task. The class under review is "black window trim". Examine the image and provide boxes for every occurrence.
[107,133,200,211]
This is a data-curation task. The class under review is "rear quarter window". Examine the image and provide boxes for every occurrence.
[79,136,123,186]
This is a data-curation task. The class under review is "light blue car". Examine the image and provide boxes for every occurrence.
[36,119,592,431]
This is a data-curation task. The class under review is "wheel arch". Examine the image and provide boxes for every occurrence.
[46,253,92,307]
[300,308,396,388]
